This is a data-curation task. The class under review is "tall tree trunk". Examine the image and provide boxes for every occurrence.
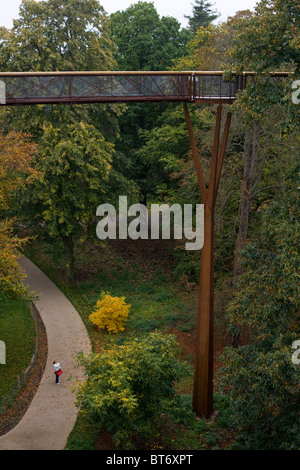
[231,121,260,347]
[234,121,260,277]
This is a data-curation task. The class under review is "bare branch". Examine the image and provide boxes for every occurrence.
[250,184,282,200]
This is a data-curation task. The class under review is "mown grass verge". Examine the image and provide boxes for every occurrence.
[0,293,36,401]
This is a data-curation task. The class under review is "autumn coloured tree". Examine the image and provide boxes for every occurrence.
[0,132,37,299]
[231,0,300,74]
[174,11,252,71]
[89,292,131,333]
[0,219,29,300]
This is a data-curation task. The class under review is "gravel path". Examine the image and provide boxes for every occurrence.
[0,256,92,450]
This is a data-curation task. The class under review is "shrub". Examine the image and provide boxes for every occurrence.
[89,291,130,333]
[75,333,189,448]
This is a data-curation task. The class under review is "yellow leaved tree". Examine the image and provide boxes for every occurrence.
[0,132,38,299]
[89,292,131,333]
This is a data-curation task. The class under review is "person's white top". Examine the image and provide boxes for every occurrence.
[53,362,61,372]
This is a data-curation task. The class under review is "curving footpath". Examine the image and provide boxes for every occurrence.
[0,256,92,450]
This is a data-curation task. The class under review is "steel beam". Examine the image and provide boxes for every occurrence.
[184,103,232,418]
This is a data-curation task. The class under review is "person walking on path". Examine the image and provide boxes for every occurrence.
[53,361,62,384]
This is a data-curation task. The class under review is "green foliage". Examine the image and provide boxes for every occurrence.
[21,121,113,232]
[0,293,36,398]
[18,121,114,279]
[0,219,30,300]
[219,163,300,449]
[109,1,192,205]
[110,1,191,71]
[0,0,120,142]
[0,0,133,283]
[229,0,300,131]
[231,0,300,73]
[0,0,116,72]
[135,105,190,201]
[227,164,299,339]
[75,333,189,448]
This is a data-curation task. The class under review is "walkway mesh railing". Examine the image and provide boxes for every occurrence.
[0,71,292,106]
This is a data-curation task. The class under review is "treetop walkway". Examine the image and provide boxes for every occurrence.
[0,70,291,106]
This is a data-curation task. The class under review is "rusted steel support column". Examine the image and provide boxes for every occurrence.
[193,203,215,417]
[183,103,207,204]
[183,103,231,418]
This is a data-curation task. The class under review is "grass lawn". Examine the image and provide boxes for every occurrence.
[26,237,200,353]
[0,293,36,404]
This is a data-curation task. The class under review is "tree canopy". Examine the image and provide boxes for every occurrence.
[220,163,300,450]
[0,0,116,72]
[228,0,300,131]
[231,0,300,74]
[0,0,125,281]
[18,121,115,280]
[110,1,192,71]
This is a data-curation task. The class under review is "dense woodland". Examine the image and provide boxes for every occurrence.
[0,0,299,450]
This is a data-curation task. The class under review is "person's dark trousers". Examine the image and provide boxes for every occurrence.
[55,372,59,383]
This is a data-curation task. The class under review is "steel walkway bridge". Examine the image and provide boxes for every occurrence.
[0,70,290,106]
